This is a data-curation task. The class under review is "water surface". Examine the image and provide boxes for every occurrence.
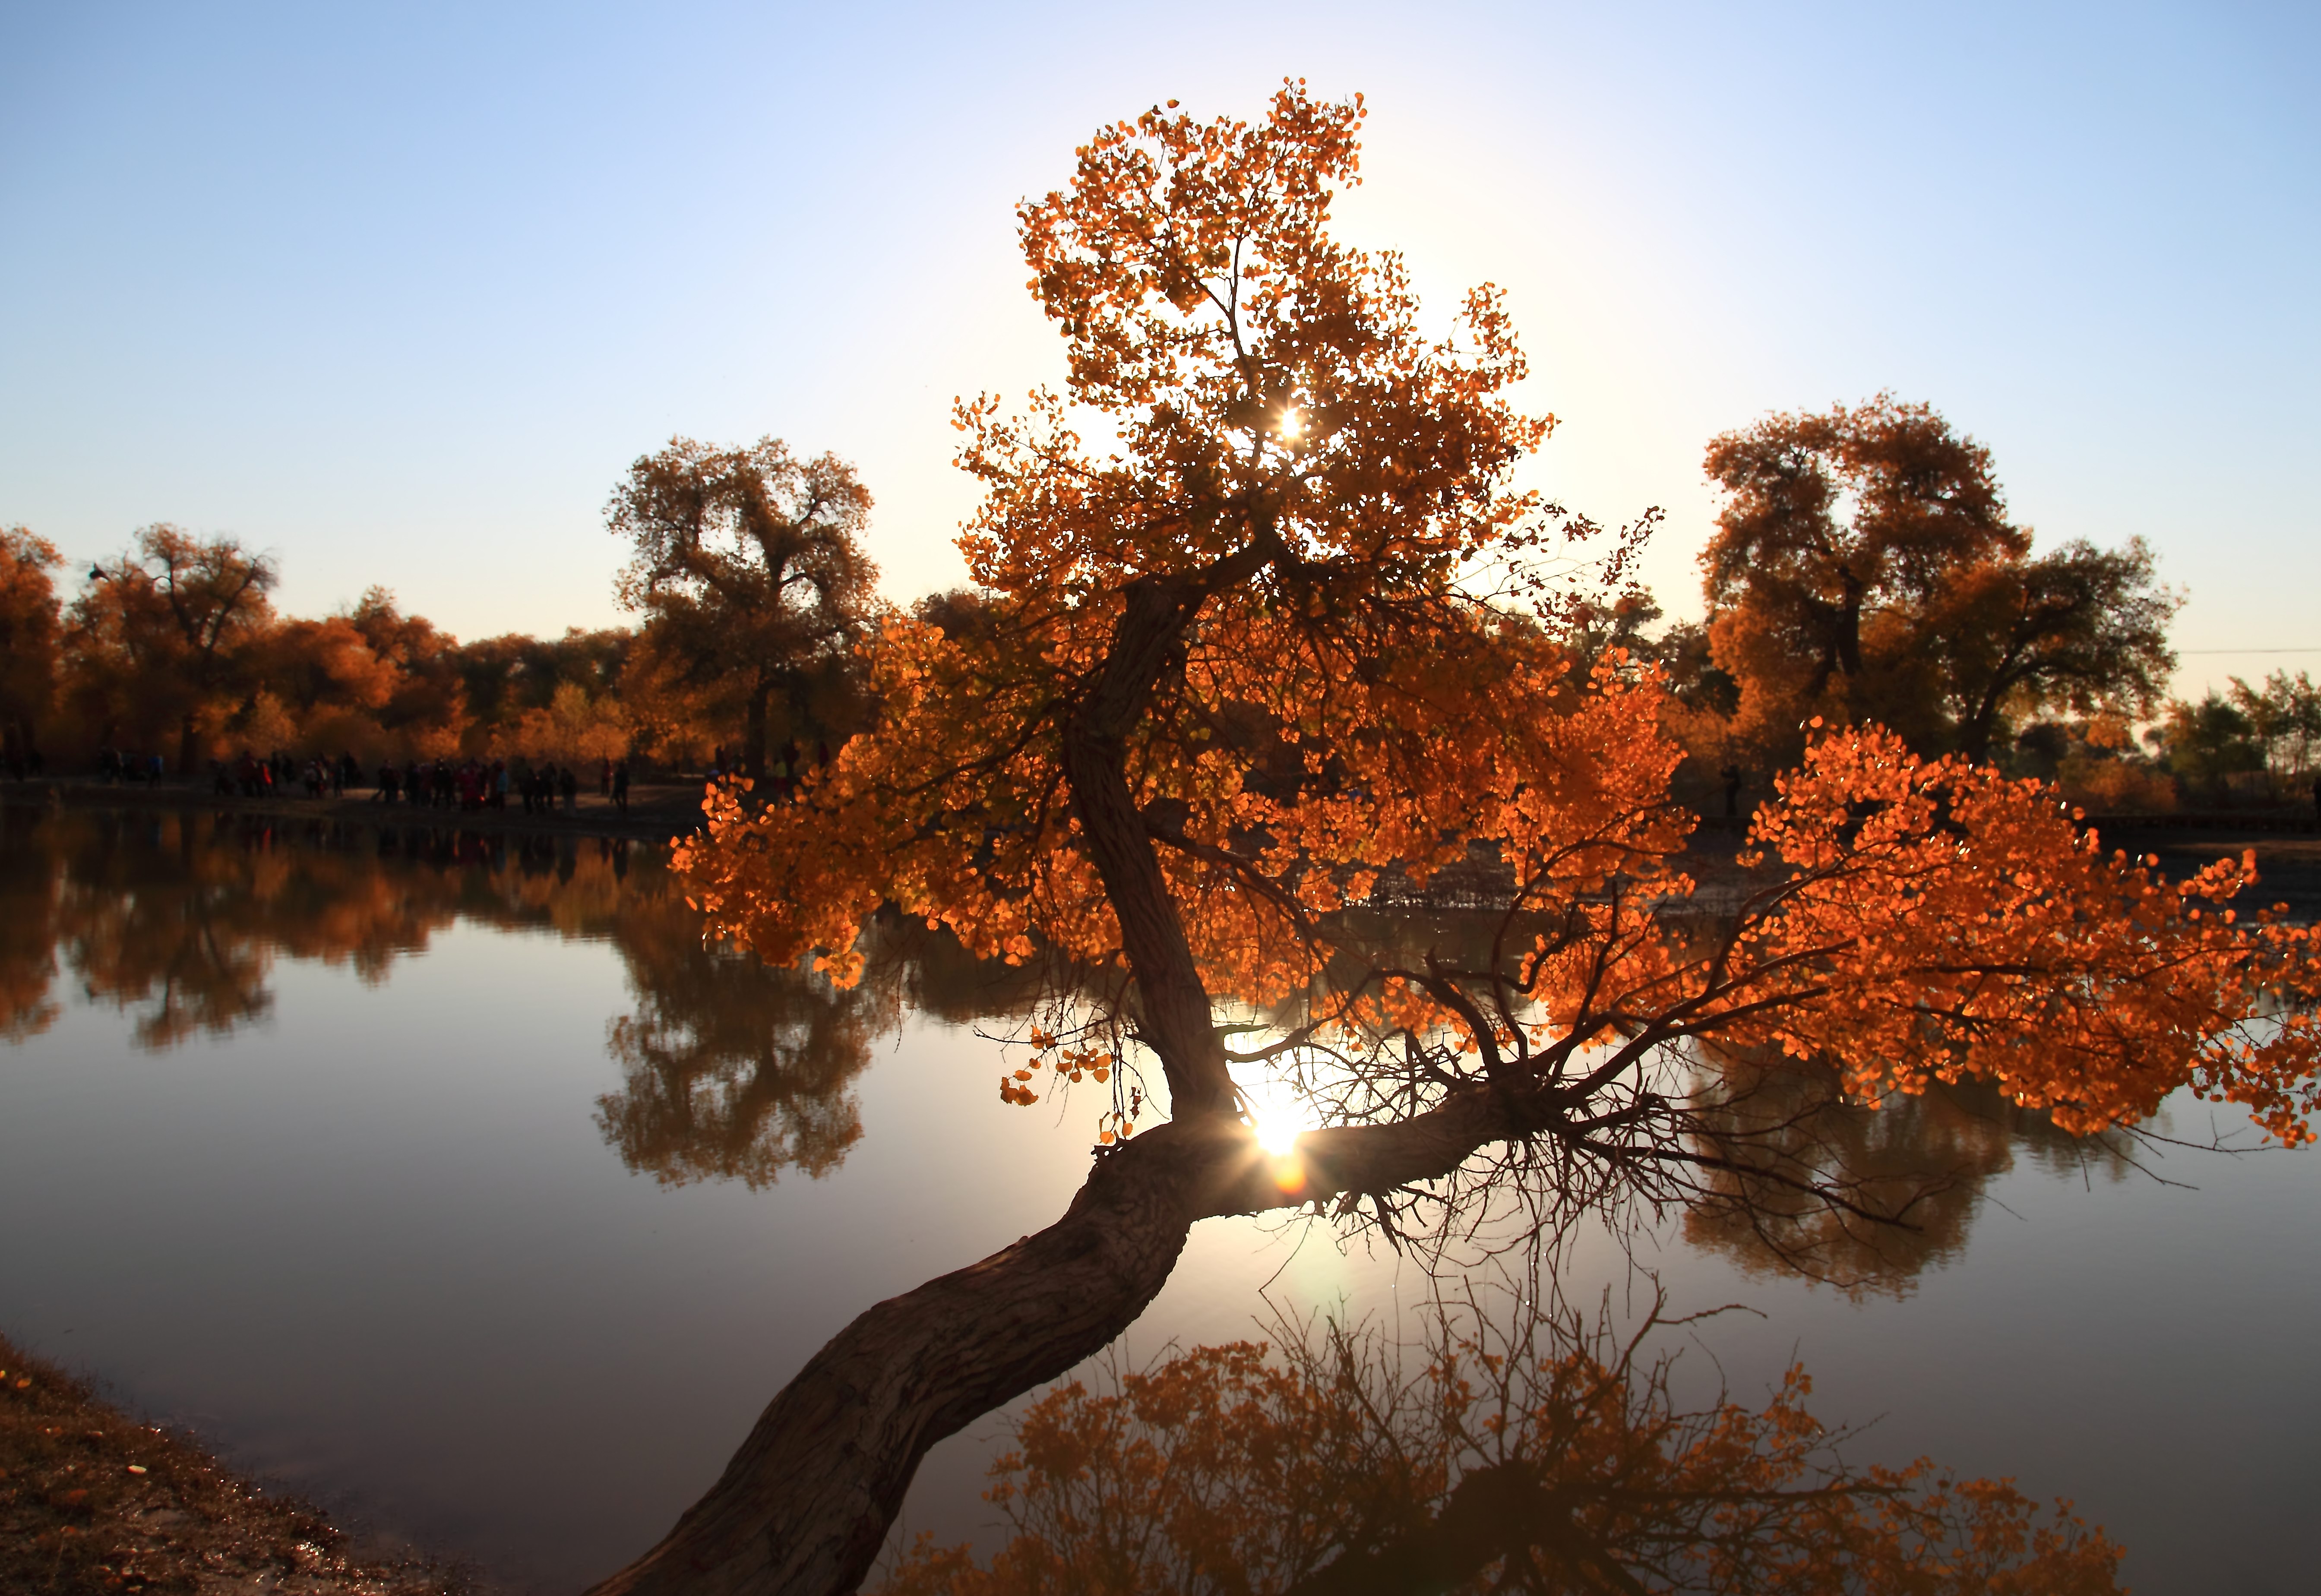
[1,803,2314,1593]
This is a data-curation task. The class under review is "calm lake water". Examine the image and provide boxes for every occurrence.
[2,801,2317,1593]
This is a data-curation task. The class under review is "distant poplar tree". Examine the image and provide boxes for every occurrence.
[607,437,879,780]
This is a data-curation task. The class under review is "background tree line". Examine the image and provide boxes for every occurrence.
[0,522,651,775]
[0,401,2293,810]
[0,439,879,781]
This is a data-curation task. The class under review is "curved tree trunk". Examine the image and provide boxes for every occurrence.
[585,544,1557,1596]
[584,1128,1202,1596]
[584,1088,1543,1596]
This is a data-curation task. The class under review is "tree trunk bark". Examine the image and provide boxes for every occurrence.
[1056,569,1258,1117]
[584,1126,1204,1596]
[584,1088,1546,1596]
[1835,575,1864,679]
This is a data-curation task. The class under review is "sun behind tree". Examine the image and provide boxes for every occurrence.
[594,85,2321,1596]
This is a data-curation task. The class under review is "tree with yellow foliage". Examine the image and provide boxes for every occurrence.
[68,524,278,770]
[592,89,2321,1596]
[608,437,879,780]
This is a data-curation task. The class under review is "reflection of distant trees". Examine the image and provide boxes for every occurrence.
[0,805,1021,1192]
[875,1285,2125,1596]
[1677,1047,2138,1296]
[592,909,1069,1190]
[0,806,62,1041]
[0,809,2160,1246]
[594,898,903,1188]
[0,807,649,1051]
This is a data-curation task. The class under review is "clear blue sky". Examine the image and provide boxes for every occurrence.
[3,2,2313,697]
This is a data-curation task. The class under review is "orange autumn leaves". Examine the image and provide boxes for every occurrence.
[677,607,1680,1025]
[677,81,2321,1160]
[1740,728,2321,1143]
[684,628,2321,1147]
[678,81,1667,1036]
[967,89,1544,595]
[873,1299,2124,1596]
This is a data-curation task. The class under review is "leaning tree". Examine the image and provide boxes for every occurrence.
[592,87,2321,1596]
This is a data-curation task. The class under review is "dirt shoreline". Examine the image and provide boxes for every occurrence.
[0,1334,465,1596]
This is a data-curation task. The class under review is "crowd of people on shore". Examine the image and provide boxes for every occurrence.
[65,741,879,823]
[370,755,630,817]
[90,747,161,784]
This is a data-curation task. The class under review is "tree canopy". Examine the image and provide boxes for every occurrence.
[0,526,63,766]
[69,524,279,771]
[591,86,2321,1596]
[608,436,879,778]
[1697,399,2176,767]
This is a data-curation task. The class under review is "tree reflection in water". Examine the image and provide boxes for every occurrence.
[1677,1054,2141,1297]
[594,891,901,1188]
[877,1284,2122,1596]
[0,806,642,1050]
[0,805,63,1041]
[592,898,1070,1188]
[0,803,2153,1580]
[0,801,2155,1275]
[0,802,1049,1193]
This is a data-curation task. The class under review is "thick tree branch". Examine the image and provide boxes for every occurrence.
[1059,549,1270,1116]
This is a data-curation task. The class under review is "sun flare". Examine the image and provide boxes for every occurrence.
[1244,1079,1316,1155]
[1277,407,1303,441]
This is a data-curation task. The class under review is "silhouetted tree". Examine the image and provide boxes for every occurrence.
[1698,400,2175,765]
[2147,692,2264,797]
[609,438,879,778]
[1932,536,2176,762]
